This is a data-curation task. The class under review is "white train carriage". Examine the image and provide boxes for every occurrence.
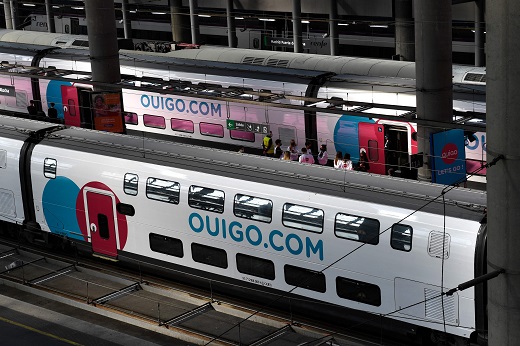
[0,117,62,228]
[0,29,486,180]
[0,115,488,343]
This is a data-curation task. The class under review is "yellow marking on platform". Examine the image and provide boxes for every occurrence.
[0,316,82,345]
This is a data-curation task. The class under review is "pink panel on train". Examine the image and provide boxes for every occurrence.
[358,123,386,175]
[61,85,81,127]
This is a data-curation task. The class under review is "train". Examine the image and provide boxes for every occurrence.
[0,115,488,345]
[0,29,486,182]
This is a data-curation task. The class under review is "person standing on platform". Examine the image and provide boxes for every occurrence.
[299,147,315,164]
[317,144,328,165]
[343,153,353,170]
[262,131,274,157]
[27,100,37,117]
[287,139,299,161]
[47,103,58,119]
[274,139,283,159]
[334,151,344,169]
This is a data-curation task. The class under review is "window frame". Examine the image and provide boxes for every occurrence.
[146,177,180,204]
[233,194,273,223]
[391,223,413,252]
[188,185,225,213]
[334,212,380,245]
[282,203,324,234]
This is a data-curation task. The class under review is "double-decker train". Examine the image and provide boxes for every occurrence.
[0,29,486,180]
[0,115,488,345]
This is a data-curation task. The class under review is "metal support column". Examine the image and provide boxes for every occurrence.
[226,0,237,48]
[329,0,338,56]
[189,0,200,45]
[487,0,520,344]
[415,0,453,182]
[474,0,485,67]
[85,0,121,84]
[292,0,302,53]
[4,0,12,29]
[45,0,55,33]
[121,0,131,39]
[394,0,414,61]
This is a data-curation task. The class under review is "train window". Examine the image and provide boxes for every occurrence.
[143,114,166,129]
[98,214,109,240]
[391,223,413,252]
[16,91,28,107]
[123,173,139,196]
[123,112,138,125]
[43,158,57,179]
[191,243,228,269]
[334,213,379,245]
[116,203,135,216]
[171,118,194,133]
[0,149,6,168]
[368,139,379,161]
[282,203,323,233]
[200,122,224,138]
[230,130,255,142]
[146,177,180,204]
[188,185,225,213]
[236,253,275,280]
[336,277,381,306]
[284,265,326,293]
[233,194,272,223]
[149,233,183,258]
[68,99,76,116]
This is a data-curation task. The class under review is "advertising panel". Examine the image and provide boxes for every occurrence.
[431,129,466,185]
[91,92,124,133]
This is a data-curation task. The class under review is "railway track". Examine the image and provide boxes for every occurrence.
[0,237,398,346]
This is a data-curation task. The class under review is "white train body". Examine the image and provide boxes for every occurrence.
[0,116,487,343]
[0,29,486,181]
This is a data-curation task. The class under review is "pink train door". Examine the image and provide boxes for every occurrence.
[358,122,386,175]
[85,189,118,258]
[61,85,81,127]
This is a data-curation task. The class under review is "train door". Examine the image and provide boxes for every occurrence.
[84,188,119,258]
[61,85,81,127]
[358,123,385,175]
[385,126,410,176]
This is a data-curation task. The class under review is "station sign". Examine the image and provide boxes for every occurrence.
[227,120,269,134]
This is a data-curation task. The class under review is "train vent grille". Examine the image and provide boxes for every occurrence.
[464,72,486,83]
[424,288,458,324]
[0,189,16,218]
[427,231,451,259]
[243,57,266,65]
[266,59,290,68]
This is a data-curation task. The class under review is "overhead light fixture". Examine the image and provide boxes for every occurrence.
[338,23,349,26]
[52,5,60,8]
[301,20,310,24]
[71,7,84,10]
[23,3,36,6]
[235,17,244,20]
[198,14,211,18]
[259,18,275,22]
[151,12,166,15]
[369,24,388,28]
[129,10,137,13]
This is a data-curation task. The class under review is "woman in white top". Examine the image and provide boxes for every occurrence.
[287,139,299,161]
[334,151,344,169]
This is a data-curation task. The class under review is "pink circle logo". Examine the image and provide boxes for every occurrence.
[441,143,458,164]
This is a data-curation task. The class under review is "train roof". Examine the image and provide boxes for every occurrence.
[0,30,486,85]
[0,116,485,222]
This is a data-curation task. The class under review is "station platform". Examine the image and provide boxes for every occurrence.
[0,284,195,346]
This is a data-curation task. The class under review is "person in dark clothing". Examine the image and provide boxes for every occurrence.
[27,100,37,117]
[48,102,58,119]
